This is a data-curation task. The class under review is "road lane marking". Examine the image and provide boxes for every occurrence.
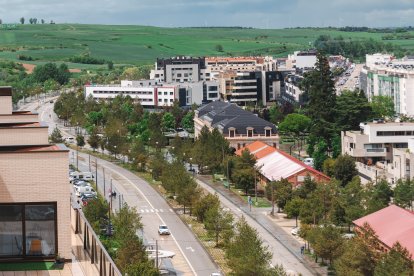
[82,154,197,275]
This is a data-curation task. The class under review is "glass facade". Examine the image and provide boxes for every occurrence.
[0,203,57,259]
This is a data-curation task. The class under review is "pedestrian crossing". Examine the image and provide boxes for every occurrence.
[139,208,174,213]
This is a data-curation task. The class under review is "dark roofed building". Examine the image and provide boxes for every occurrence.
[194,101,278,149]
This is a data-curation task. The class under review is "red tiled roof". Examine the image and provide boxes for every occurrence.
[353,205,414,260]
[235,141,276,159]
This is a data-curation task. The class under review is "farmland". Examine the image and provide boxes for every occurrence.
[0,24,413,69]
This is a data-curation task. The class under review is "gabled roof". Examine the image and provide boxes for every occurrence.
[254,146,330,182]
[197,102,277,135]
[235,141,276,159]
[353,205,414,260]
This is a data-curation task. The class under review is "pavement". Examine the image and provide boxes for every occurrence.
[195,175,327,276]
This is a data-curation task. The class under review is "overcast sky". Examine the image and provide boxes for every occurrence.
[0,0,413,28]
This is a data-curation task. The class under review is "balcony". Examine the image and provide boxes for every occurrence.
[346,147,386,157]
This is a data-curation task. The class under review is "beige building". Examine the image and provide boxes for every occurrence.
[0,87,71,262]
[342,121,414,185]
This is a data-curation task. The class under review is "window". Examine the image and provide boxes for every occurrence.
[170,92,173,95]
[229,129,235,137]
[247,128,254,137]
[265,129,271,137]
[158,99,162,102]
[164,92,168,95]
[158,92,162,95]
[0,203,57,259]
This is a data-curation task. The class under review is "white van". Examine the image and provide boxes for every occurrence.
[76,186,97,197]
[70,172,94,182]
[303,158,314,168]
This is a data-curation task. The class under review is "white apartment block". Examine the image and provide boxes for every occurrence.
[287,50,317,69]
[360,54,414,115]
[85,79,220,107]
[342,121,414,185]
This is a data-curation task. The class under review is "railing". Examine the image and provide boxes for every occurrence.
[366,148,386,153]
[72,208,122,276]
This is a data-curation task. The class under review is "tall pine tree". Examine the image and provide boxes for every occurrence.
[301,52,337,145]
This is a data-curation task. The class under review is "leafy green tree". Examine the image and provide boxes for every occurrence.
[161,112,175,131]
[149,151,165,180]
[124,259,159,276]
[341,177,365,231]
[193,193,220,222]
[20,17,25,24]
[181,111,194,132]
[266,179,292,212]
[129,138,148,172]
[215,44,224,52]
[43,79,60,93]
[226,216,272,275]
[374,242,414,276]
[83,197,108,231]
[301,52,337,143]
[104,117,128,157]
[268,103,284,124]
[335,90,373,130]
[87,130,101,152]
[393,179,413,209]
[107,61,114,70]
[278,113,311,148]
[309,224,344,264]
[334,154,358,187]
[322,158,336,177]
[205,206,234,247]
[334,235,377,276]
[371,95,395,119]
[121,66,151,80]
[112,204,143,248]
[232,167,255,195]
[285,197,303,227]
[365,180,393,214]
[76,134,85,148]
[295,175,317,199]
[312,139,329,171]
[49,127,64,143]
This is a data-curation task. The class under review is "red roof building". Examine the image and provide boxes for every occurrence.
[353,205,414,260]
[236,141,330,187]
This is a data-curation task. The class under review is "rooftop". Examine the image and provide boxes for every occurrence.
[235,141,276,159]
[0,144,68,153]
[353,205,414,260]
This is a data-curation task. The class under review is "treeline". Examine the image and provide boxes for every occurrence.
[339,26,414,33]
[314,35,405,60]
[68,54,107,65]
[0,61,70,103]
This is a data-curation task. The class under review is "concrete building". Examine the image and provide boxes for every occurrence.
[360,54,414,115]
[342,121,414,184]
[288,50,318,70]
[194,101,278,149]
[0,87,71,262]
[218,70,283,106]
[206,56,275,77]
[85,80,220,107]
[150,56,212,83]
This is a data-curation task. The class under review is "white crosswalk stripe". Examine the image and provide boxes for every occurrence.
[139,208,173,213]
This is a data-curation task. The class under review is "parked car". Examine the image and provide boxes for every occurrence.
[291,227,300,236]
[73,181,90,188]
[76,187,96,197]
[303,158,314,167]
[81,193,97,205]
[158,225,170,235]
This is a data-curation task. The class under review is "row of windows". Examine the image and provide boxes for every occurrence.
[158,91,174,96]
[93,90,153,95]
[158,99,174,103]
[377,131,414,136]
[229,129,272,137]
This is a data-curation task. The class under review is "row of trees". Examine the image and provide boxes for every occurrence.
[83,197,159,275]
[19,17,50,24]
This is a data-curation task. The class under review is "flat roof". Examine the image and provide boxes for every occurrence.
[0,122,46,128]
[0,144,69,153]
[0,86,12,96]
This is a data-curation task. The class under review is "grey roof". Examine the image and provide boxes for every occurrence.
[197,101,277,135]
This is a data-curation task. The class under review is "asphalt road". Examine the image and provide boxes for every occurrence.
[22,95,220,276]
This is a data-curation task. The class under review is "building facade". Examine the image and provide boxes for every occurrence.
[0,87,70,262]
[194,101,278,149]
[360,54,414,116]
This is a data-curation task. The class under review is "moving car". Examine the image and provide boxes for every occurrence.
[158,225,170,235]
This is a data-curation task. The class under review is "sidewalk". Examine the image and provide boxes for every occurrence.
[196,174,328,276]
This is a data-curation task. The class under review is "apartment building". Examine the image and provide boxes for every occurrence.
[206,56,275,77]
[287,50,318,69]
[360,54,414,115]
[85,79,219,107]
[194,101,278,149]
[342,121,414,184]
[150,56,212,83]
[218,70,283,105]
[0,87,70,262]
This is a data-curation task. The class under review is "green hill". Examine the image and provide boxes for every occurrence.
[0,24,413,69]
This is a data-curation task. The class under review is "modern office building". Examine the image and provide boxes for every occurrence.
[0,87,71,262]
[360,54,414,115]
[287,50,318,69]
[85,80,219,107]
[150,56,212,83]
[217,70,283,106]
[194,101,278,149]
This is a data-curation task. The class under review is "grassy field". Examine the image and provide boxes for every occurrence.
[0,24,413,68]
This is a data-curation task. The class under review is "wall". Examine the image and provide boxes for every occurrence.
[0,151,71,259]
[0,127,49,146]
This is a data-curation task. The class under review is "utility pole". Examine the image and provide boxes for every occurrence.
[95,158,98,185]
[88,154,91,171]
[254,168,257,203]
[271,182,275,216]
[103,167,106,199]
[156,240,159,270]
[76,148,79,169]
